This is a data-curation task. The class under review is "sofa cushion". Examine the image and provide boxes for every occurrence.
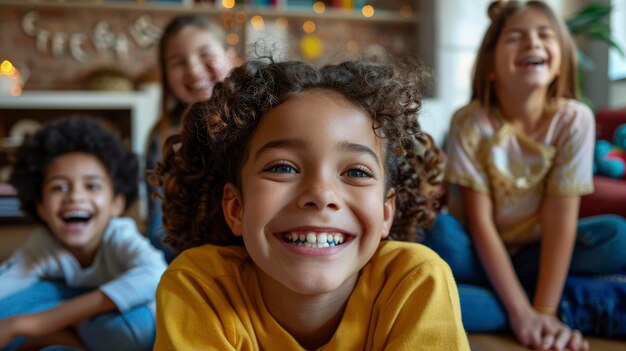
[580,176,626,218]
[596,108,626,141]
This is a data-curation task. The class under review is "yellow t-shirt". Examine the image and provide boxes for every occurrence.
[154,240,469,350]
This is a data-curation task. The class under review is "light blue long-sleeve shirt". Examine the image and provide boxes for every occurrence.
[0,217,167,315]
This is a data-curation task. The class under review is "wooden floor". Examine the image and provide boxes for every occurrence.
[469,333,626,351]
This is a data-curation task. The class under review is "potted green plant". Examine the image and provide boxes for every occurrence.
[566,2,624,105]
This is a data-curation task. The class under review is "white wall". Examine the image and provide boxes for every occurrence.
[609,0,626,82]
[420,0,491,145]
[609,0,626,108]
[611,80,626,107]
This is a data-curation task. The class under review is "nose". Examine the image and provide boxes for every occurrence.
[187,56,205,76]
[525,31,541,49]
[66,186,86,202]
[296,172,341,211]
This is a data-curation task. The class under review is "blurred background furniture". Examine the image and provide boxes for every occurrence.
[580,108,626,218]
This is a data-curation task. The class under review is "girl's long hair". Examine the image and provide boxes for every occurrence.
[472,0,578,108]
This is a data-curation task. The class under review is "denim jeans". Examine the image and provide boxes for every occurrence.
[422,213,626,334]
[0,280,156,351]
[147,196,177,263]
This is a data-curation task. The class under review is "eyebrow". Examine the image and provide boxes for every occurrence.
[254,139,307,161]
[44,174,104,184]
[339,141,380,164]
[506,25,553,33]
[254,139,380,164]
[165,45,216,61]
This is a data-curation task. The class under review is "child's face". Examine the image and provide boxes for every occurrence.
[165,26,234,104]
[493,7,561,92]
[37,152,124,256]
[223,90,396,295]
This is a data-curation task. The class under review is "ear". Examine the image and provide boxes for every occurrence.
[111,194,126,217]
[381,189,397,239]
[222,183,244,236]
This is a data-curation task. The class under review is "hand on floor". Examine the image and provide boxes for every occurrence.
[510,307,589,351]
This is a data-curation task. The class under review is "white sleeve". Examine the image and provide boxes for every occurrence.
[99,218,167,312]
[545,102,595,195]
[0,230,53,299]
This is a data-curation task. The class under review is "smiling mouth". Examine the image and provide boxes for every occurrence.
[188,81,211,92]
[62,210,93,224]
[517,57,547,68]
[281,231,347,248]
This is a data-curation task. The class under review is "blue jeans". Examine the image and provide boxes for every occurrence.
[0,280,156,351]
[422,213,626,334]
[147,196,177,263]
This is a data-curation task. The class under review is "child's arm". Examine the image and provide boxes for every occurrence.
[462,189,532,316]
[0,254,40,301]
[534,102,594,315]
[97,218,167,313]
[462,188,570,350]
[534,195,579,312]
[0,289,116,346]
[0,230,52,300]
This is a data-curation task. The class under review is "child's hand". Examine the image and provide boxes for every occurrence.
[0,314,42,347]
[0,318,16,347]
[510,308,589,351]
[0,316,19,347]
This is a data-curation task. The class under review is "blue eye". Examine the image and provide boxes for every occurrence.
[267,163,297,174]
[345,168,373,178]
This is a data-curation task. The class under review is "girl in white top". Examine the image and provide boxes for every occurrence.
[423,1,626,350]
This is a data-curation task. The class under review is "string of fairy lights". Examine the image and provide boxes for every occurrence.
[217,0,414,62]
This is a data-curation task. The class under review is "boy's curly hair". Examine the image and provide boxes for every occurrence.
[156,59,445,251]
[9,117,139,223]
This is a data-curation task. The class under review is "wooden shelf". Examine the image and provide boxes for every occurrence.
[0,0,419,24]
[0,88,160,156]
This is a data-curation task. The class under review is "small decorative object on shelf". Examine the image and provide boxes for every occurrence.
[136,0,196,4]
[0,180,24,222]
[0,0,431,91]
[86,68,135,92]
[0,60,28,97]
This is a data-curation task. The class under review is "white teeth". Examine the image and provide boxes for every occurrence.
[62,210,91,220]
[318,233,327,244]
[522,57,544,64]
[334,234,343,244]
[284,231,345,247]
[306,232,317,244]
[190,81,210,90]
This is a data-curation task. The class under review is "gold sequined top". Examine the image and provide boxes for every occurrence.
[445,99,595,251]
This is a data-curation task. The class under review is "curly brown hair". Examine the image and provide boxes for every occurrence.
[10,117,139,224]
[155,58,445,251]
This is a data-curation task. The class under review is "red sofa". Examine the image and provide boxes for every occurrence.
[579,108,626,218]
